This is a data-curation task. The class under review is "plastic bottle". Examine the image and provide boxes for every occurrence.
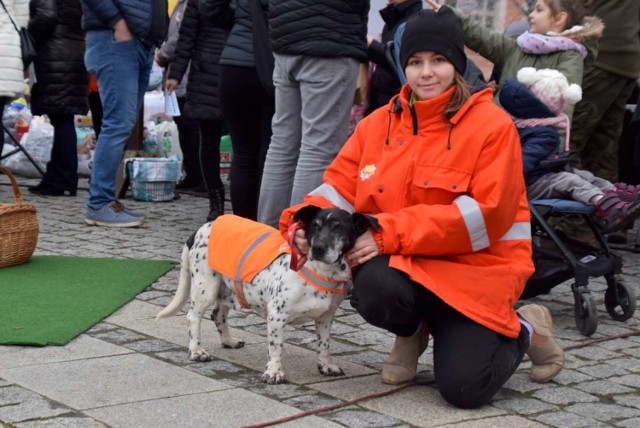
[16,119,29,142]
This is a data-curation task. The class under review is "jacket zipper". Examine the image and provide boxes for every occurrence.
[410,105,418,135]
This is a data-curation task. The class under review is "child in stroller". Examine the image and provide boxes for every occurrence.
[500,67,639,336]
[500,67,640,233]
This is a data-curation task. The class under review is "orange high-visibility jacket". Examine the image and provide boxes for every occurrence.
[281,85,534,338]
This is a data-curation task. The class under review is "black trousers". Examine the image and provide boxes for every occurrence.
[0,97,9,156]
[172,97,200,183]
[197,118,223,191]
[44,113,78,190]
[350,256,529,409]
[219,65,274,220]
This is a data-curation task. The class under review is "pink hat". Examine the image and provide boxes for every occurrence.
[516,67,582,115]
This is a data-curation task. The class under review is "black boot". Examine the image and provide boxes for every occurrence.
[207,186,225,222]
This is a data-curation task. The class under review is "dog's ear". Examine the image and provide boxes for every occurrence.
[292,205,322,227]
[352,213,379,236]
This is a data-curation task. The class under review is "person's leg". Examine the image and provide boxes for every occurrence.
[350,255,429,385]
[258,54,303,227]
[290,56,359,205]
[350,256,423,335]
[85,31,153,211]
[197,118,225,222]
[526,171,603,205]
[42,113,78,192]
[0,97,8,156]
[88,91,103,138]
[421,290,529,409]
[174,96,202,188]
[581,78,636,182]
[220,65,274,220]
[571,67,635,182]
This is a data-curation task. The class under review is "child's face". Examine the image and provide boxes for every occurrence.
[405,51,455,101]
[529,0,566,34]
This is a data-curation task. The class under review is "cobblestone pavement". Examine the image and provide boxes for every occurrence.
[1,176,640,428]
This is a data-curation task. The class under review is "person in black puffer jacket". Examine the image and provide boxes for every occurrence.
[165,0,232,223]
[27,0,89,197]
[256,0,369,227]
[366,0,422,115]
[199,0,275,222]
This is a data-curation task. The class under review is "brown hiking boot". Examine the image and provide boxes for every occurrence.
[517,304,564,383]
[381,328,429,385]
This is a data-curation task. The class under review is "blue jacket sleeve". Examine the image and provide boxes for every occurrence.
[82,0,122,28]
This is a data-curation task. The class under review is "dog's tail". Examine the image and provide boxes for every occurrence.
[156,245,191,320]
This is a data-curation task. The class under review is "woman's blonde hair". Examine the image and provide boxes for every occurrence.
[544,0,590,29]
[444,72,471,119]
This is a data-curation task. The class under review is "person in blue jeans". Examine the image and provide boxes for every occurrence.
[80,0,167,227]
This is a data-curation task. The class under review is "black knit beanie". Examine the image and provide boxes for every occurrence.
[400,7,467,75]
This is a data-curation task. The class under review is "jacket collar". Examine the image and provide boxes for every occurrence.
[392,84,494,131]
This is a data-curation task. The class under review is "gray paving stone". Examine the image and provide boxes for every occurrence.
[284,393,344,411]
[328,409,406,428]
[551,368,595,385]
[17,417,109,428]
[341,330,392,346]
[531,386,598,405]
[610,374,640,388]
[535,411,608,428]
[575,380,635,395]
[616,417,640,428]
[0,395,72,423]
[502,372,546,393]
[84,389,341,428]
[0,354,230,410]
[564,403,640,422]
[492,397,557,415]
[608,357,640,373]
[614,394,640,409]
[90,328,148,344]
[121,339,183,353]
[576,362,631,378]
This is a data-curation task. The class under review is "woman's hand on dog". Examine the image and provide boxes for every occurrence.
[347,231,378,267]
[294,229,310,255]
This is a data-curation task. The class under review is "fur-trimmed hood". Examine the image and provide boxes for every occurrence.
[549,15,604,42]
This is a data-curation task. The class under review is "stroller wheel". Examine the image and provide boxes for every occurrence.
[605,280,636,321]
[574,292,598,336]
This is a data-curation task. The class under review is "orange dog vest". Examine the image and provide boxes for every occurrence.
[208,215,346,308]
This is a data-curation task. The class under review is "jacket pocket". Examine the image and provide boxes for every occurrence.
[410,165,472,204]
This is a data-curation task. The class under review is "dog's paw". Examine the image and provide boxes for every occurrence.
[317,363,345,377]
[222,340,245,349]
[189,350,213,362]
[261,370,286,384]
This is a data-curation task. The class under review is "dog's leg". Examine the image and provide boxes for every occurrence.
[186,266,219,362]
[262,303,288,384]
[315,312,344,376]
[211,303,245,349]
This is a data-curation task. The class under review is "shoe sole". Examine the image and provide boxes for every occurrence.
[85,218,144,228]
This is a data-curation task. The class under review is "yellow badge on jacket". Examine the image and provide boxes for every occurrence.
[360,164,376,181]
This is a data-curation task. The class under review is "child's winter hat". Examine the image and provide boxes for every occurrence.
[516,67,582,115]
[400,7,467,75]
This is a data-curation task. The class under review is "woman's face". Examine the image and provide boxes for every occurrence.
[404,51,455,101]
[529,0,566,34]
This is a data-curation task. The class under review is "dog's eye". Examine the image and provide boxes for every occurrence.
[333,224,343,232]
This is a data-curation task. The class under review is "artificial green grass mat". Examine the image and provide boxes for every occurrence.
[0,256,176,346]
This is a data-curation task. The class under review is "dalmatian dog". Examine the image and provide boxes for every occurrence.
[157,206,375,384]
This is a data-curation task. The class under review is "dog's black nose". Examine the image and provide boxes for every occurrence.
[311,245,325,259]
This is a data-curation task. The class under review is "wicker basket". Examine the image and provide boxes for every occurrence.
[0,166,39,268]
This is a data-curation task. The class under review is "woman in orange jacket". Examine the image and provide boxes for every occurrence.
[280,8,564,409]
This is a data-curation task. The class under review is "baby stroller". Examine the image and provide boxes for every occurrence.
[522,196,636,336]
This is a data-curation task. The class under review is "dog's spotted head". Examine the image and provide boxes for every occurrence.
[293,206,378,266]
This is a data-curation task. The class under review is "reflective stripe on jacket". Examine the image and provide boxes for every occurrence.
[281,84,534,338]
